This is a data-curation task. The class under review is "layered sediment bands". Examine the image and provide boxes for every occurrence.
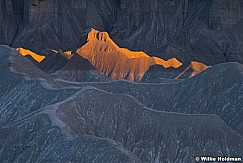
[111,0,243,64]
[55,88,243,162]
[209,0,243,30]
[76,29,182,81]
[0,0,243,64]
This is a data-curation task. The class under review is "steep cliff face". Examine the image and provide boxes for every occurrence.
[111,0,243,64]
[11,0,119,52]
[0,0,24,45]
[76,29,182,81]
[0,0,243,65]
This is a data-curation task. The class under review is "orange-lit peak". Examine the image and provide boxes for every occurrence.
[190,61,209,71]
[83,28,152,59]
[88,28,110,42]
[77,29,183,81]
[16,48,45,63]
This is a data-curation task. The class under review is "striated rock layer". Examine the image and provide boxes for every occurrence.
[1,0,243,64]
[76,28,182,81]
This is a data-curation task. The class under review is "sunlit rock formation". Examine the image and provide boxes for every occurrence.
[16,47,45,63]
[76,28,182,81]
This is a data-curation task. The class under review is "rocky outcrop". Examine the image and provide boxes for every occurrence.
[76,28,182,81]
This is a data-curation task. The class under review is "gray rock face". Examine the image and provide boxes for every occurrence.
[0,0,243,64]
[1,46,242,162]
[0,114,141,163]
[0,46,141,162]
[54,88,243,162]
[209,0,243,30]
[111,0,243,64]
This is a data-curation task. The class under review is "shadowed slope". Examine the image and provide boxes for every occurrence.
[37,51,69,74]
[51,87,243,162]
[57,54,109,82]
[10,47,60,88]
[142,61,209,82]
[0,45,78,126]
[0,46,141,163]
[61,62,243,134]
[76,28,182,81]
[1,118,141,163]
